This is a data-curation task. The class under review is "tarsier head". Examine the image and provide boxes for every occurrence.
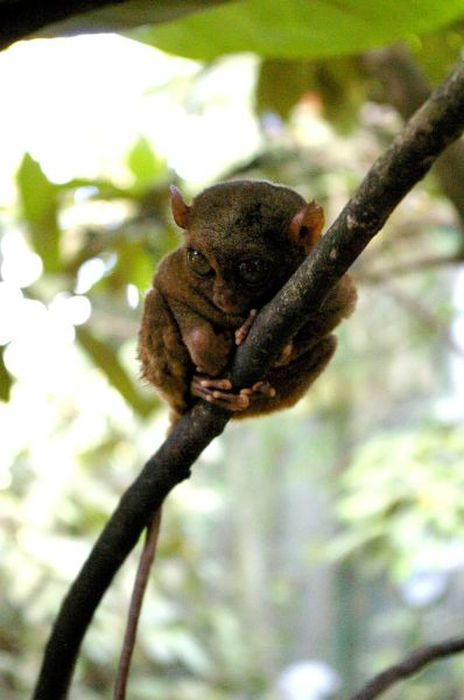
[170,180,324,315]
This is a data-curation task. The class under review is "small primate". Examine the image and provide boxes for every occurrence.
[139,180,357,421]
[115,181,357,699]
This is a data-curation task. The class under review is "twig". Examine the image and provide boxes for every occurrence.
[358,253,463,283]
[113,509,162,700]
[350,636,464,700]
[380,280,464,360]
[33,59,464,699]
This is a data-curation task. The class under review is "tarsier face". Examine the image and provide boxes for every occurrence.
[170,181,325,314]
[184,241,279,314]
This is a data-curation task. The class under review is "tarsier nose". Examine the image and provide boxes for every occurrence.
[214,285,239,312]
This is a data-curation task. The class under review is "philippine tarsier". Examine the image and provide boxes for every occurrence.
[116,181,357,697]
[138,179,357,420]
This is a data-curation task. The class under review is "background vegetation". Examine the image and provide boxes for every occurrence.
[1,2,464,698]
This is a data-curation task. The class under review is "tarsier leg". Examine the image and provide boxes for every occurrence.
[273,342,294,367]
[232,335,337,419]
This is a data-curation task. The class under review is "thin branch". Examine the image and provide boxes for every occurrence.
[358,252,463,283]
[113,510,162,700]
[381,280,464,360]
[33,60,464,700]
[350,636,464,700]
[357,269,464,360]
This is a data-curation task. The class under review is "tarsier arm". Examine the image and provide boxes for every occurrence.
[189,308,276,412]
[168,300,234,377]
[138,288,192,419]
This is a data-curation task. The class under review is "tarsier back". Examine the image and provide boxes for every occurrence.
[138,180,357,422]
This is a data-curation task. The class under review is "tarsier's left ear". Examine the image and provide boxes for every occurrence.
[288,200,325,253]
[170,185,192,229]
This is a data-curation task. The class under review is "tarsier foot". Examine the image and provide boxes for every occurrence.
[235,309,257,346]
[191,374,275,412]
[240,380,276,400]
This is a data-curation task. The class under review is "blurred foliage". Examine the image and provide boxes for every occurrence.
[16,154,61,273]
[333,425,464,579]
[129,2,463,131]
[1,8,464,700]
[133,0,464,61]
[257,23,464,129]
[5,137,185,416]
[257,56,368,130]
[0,346,12,401]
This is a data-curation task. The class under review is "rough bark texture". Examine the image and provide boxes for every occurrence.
[34,60,464,699]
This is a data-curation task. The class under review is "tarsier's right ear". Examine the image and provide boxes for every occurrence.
[170,185,192,229]
[288,200,325,254]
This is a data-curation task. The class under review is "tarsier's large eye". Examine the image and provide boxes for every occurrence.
[187,248,213,277]
[237,257,270,285]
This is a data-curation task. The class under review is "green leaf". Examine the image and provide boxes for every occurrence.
[257,57,366,128]
[56,177,130,200]
[38,0,233,37]
[126,137,167,188]
[257,59,314,119]
[112,241,155,291]
[414,23,464,83]
[134,0,464,60]
[16,154,61,273]
[75,326,158,418]
[0,346,13,402]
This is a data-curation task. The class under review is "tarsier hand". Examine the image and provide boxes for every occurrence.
[190,309,276,411]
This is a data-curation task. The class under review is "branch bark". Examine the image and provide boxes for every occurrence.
[33,59,464,699]
[350,636,464,700]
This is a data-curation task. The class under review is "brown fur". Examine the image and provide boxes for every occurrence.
[138,180,357,421]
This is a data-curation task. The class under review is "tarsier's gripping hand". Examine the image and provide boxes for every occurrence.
[186,321,274,411]
[191,376,276,412]
[190,309,276,411]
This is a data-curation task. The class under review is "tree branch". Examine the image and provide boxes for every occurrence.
[350,636,464,700]
[33,59,464,699]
